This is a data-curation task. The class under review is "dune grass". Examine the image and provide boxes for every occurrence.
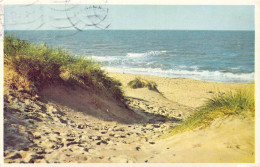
[4,34,124,100]
[170,88,255,135]
[127,77,159,92]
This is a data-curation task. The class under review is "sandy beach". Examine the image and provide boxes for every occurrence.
[3,5,255,164]
[4,71,255,163]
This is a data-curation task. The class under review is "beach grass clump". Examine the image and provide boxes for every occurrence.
[127,77,159,92]
[4,35,124,100]
[170,88,255,135]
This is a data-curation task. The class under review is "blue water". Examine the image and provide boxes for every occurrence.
[5,30,255,83]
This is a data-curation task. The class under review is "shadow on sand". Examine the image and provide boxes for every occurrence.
[39,84,181,125]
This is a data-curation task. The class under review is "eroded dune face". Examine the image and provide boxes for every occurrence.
[39,85,142,124]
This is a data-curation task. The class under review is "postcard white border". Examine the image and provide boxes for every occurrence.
[0,0,259,167]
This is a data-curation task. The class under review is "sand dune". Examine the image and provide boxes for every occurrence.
[4,70,254,163]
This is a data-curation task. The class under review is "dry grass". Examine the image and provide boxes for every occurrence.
[127,77,159,92]
[170,88,255,135]
[4,35,124,100]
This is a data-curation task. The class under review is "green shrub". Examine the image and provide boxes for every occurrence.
[127,77,159,92]
[4,34,124,100]
[4,35,31,56]
[170,89,255,135]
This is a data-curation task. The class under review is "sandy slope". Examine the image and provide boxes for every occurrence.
[109,73,255,163]
[4,69,255,163]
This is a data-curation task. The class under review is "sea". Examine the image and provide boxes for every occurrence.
[5,30,255,83]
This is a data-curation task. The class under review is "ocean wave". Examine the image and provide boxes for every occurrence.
[88,56,123,62]
[88,50,168,63]
[104,67,254,83]
[127,50,167,57]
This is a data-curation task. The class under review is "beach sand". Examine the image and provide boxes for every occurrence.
[4,71,255,163]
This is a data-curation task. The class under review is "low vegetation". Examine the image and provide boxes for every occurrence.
[170,88,255,135]
[127,77,159,92]
[4,34,124,100]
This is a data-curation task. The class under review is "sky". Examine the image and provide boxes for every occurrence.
[4,5,255,30]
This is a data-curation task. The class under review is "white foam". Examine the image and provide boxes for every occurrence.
[126,53,145,57]
[89,56,123,62]
[126,50,167,57]
[104,67,254,83]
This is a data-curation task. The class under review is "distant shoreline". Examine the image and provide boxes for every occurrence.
[105,70,255,84]
[109,72,254,110]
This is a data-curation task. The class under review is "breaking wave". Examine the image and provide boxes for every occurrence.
[126,50,167,57]
[104,67,254,83]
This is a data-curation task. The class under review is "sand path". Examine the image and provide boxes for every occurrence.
[4,73,254,163]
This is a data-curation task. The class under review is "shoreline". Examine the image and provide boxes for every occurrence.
[108,72,254,109]
[107,70,255,84]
